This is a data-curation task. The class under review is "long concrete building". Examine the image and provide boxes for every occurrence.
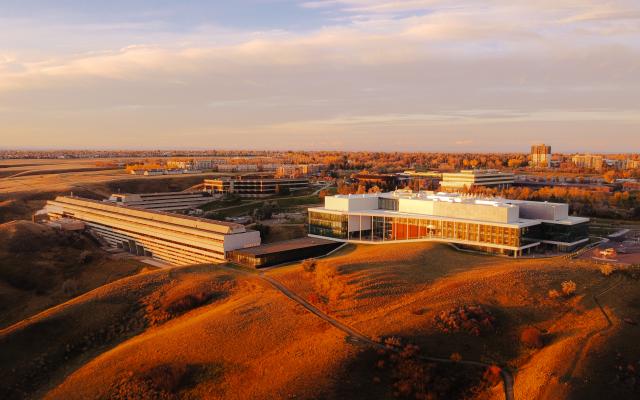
[41,196,261,265]
[107,191,212,212]
[308,190,589,257]
[440,169,514,191]
[203,177,309,198]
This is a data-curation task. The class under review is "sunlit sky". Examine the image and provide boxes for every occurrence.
[1,0,639,152]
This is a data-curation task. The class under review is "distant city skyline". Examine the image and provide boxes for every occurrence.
[1,1,639,152]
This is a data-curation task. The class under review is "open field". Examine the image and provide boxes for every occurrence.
[0,159,234,223]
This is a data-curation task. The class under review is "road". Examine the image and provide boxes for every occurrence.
[222,265,515,400]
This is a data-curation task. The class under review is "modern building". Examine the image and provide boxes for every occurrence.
[107,191,212,212]
[440,169,514,191]
[531,144,551,167]
[572,154,604,171]
[354,173,401,190]
[40,196,261,265]
[228,237,341,268]
[203,177,309,198]
[307,190,589,256]
[216,164,260,173]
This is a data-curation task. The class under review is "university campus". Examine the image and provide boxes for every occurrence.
[2,2,640,400]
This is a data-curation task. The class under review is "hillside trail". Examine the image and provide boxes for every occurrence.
[220,264,515,400]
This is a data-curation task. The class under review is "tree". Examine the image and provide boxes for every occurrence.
[520,327,543,348]
[561,280,577,297]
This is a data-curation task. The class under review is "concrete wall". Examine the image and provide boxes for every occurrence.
[223,230,262,251]
[516,201,569,221]
[348,214,372,232]
[398,198,435,214]
[432,201,517,223]
[325,195,379,212]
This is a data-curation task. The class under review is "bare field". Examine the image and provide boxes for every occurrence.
[0,159,230,223]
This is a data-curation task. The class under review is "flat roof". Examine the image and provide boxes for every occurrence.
[55,196,245,230]
[309,206,540,228]
[231,237,338,256]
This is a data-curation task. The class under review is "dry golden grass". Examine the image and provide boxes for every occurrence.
[269,242,640,399]
[0,220,149,328]
[3,239,638,399]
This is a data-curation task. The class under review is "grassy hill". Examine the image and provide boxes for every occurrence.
[1,240,638,399]
[0,221,149,328]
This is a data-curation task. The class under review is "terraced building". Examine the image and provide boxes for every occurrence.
[40,196,261,265]
[308,190,589,257]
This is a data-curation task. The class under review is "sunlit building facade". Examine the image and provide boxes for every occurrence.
[40,196,261,265]
[308,190,589,257]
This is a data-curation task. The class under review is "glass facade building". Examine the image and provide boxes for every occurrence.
[308,191,590,257]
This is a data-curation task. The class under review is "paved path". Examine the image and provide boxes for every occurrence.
[222,264,515,400]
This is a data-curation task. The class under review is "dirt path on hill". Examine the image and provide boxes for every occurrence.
[561,275,624,381]
[221,265,515,400]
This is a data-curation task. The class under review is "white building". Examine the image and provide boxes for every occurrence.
[440,169,514,191]
[308,190,589,257]
[40,196,261,265]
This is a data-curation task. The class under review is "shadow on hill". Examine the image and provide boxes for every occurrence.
[561,277,640,399]
[329,341,495,400]
[106,362,224,399]
[0,221,147,328]
[0,265,239,400]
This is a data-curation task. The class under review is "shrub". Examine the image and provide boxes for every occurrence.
[78,250,93,264]
[561,280,577,297]
[482,365,503,386]
[307,292,321,304]
[433,305,496,336]
[520,326,543,349]
[62,279,79,296]
[599,264,615,277]
[548,289,561,299]
[302,259,316,272]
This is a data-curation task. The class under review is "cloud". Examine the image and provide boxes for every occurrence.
[0,1,639,150]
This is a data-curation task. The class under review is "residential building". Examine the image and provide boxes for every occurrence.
[216,164,259,173]
[276,164,325,178]
[107,191,213,212]
[572,154,604,170]
[166,159,214,171]
[40,196,261,265]
[626,159,640,169]
[440,169,514,191]
[531,144,551,167]
[308,190,589,256]
[203,177,309,197]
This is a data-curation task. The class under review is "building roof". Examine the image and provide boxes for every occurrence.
[54,196,246,232]
[231,237,338,256]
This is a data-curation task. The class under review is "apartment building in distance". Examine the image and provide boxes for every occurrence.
[308,190,589,257]
[440,169,514,191]
[39,196,261,265]
[276,164,324,178]
[203,177,309,198]
[572,154,604,171]
[107,191,212,212]
[531,144,551,167]
[166,159,215,171]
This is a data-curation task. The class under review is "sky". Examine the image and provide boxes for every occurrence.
[1,0,639,152]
